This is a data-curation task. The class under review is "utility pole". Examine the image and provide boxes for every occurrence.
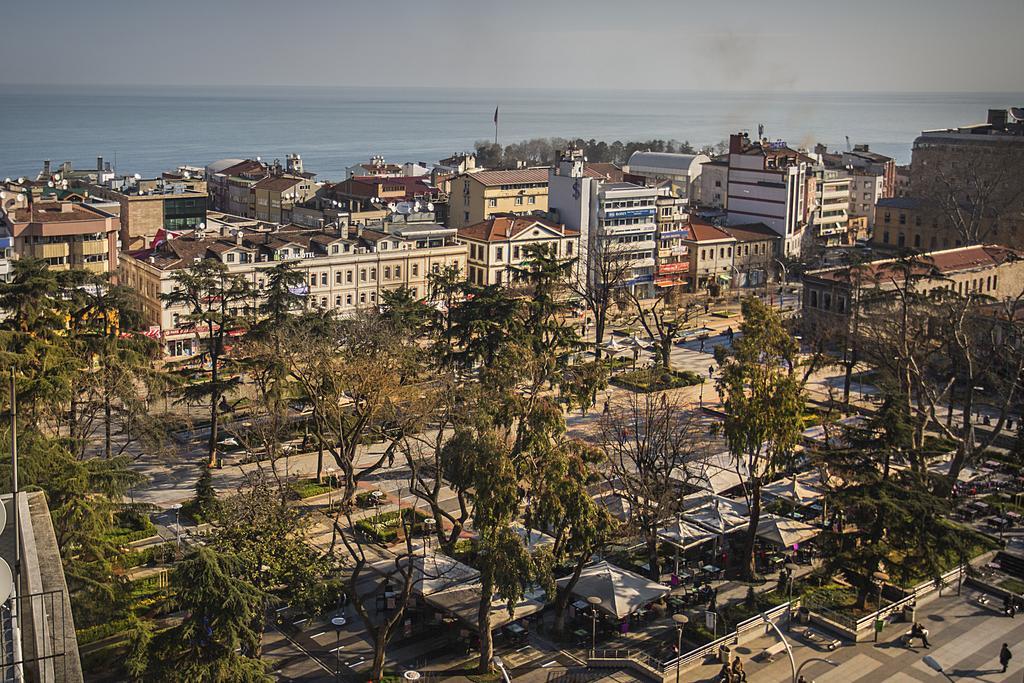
[10,368,19,576]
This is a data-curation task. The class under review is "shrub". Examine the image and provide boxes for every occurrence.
[611,368,703,393]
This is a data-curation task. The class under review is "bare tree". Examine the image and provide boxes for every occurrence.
[628,289,700,370]
[922,157,1024,247]
[570,239,635,359]
[596,392,709,579]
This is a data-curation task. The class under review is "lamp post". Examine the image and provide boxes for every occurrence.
[170,503,182,554]
[760,612,797,683]
[331,615,346,680]
[785,562,800,631]
[872,570,889,643]
[794,657,838,683]
[672,613,688,683]
[586,595,602,658]
[923,655,956,682]
[423,517,437,551]
[492,656,511,683]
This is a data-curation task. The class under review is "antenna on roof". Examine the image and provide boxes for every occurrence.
[845,136,851,152]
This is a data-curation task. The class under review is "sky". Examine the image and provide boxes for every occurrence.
[1,0,1022,92]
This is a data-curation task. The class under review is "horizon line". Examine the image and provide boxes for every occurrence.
[1,82,1022,97]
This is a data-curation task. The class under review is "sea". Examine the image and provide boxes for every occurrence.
[1,85,1021,181]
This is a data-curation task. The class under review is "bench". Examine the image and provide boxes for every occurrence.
[759,641,787,661]
[795,626,841,651]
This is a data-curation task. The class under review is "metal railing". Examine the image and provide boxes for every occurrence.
[590,648,664,674]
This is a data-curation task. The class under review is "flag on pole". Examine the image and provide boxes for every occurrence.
[494,106,499,124]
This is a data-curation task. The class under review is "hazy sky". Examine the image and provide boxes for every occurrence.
[2,0,1022,92]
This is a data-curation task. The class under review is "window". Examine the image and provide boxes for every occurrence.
[993,275,998,290]
[513,246,520,260]
[496,270,503,285]
[310,273,316,286]
[913,234,921,248]
[823,293,832,310]
[360,268,367,282]
[496,247,504,261]
[335,295,341,307]
[335,271,342,284]
[464,212,469,222]
[566,241,573,256]
[528,196,536,205]
[487,198,497,208]
[514,197,523,206]
[898,233,906,247]
[412,264,419,276]
[384,266,391,279]
[172,313,180,327]
[882,231,890,244]
[395,265,401,278]
[370,268,376,281]
[346,270,353,283]
[360,292,366,304]
[370,292,376,303]
[410,288,417,297]
[346,294,353,305]
[899,213,906,225]
[321,272,327,286]
[810,290,818,308]
[226,253,235,263]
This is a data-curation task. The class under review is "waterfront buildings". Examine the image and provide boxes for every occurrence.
[1,197,118,274]
[698,157,729,210]
[623,151,710,203]
[725,133,814,257]
[721,223,781,288]
[548,150,658,297]
[205,156,317,220]
[801,244,1024,333]
[682,221,736,292]
[810,167,851,247]
[119,215,466,357]
[653,194,691,290]
[84,176,207,251]
[458,214,579,286]
[448,168,550,229]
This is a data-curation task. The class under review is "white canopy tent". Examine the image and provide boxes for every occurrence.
[368,545,479,597]
[761,472,826,506]
[683,496,750,535]
[755,514,820,548]
[510,523,555,550]
[657,518,716,550]
[670,450,749,495]
[557,561,670,620]
[424,580,545,631]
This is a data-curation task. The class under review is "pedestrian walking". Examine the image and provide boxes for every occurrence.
[699,337,706,353]
[602,399,609,414]
[1000,642,1013,673]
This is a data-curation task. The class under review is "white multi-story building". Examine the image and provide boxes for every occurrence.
[624,151,710,203]
[549,149,658,297]
[725,133,814,257]
[811,168,851,247]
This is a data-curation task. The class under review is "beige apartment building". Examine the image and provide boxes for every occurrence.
[120,221,466,357]
[458,215,579,286]
[683,221,737,292]
[2,198,118,274]
[802,244,1024,337]
[448,168,550,229]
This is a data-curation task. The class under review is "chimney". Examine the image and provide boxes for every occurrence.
[729,133,746,154]
[60,202,74,214]
[97,156,104,173]
[235,230,243,246]
[43,160,51,177]
[356,224,364,238]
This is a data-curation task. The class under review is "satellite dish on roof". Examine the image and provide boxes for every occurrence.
[0,558,11,605]
[396,202,413,214]
[53,173,61,181]
[16,178,24,184]
[413,201,422,212]
[47,181,54,188]
[387,202,397,212]
[256,156,262,162]
[0,498,6,535]
[426,202,435,212]
[134,173,141,180]
[3,178,9,183]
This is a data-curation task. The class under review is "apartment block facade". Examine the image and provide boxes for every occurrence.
[120,220,466,357]
[458,215,579,286]
[2,198,118,274]
[448,168,549,229]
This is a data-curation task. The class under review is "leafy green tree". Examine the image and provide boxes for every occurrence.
[145,547,270,682]
[161,260,254,468]
[715,297,804,580]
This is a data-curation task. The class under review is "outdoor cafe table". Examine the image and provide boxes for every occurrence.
[701,564,721,578]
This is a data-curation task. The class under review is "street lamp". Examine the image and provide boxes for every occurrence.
[423,517,437,550]
[785,562,800,630]
[794,657,837,683]
[760,612,797,683]
[492,656,511,683]
[923,655,955,682]
[586,596,602,658]
[170,503,182,553]
[331,615,346,680]
[672,613,688,683]
[872,570,889,643]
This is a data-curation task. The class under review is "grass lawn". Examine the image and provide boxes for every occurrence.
[997,577,1024,595]
[289,478,333,499]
